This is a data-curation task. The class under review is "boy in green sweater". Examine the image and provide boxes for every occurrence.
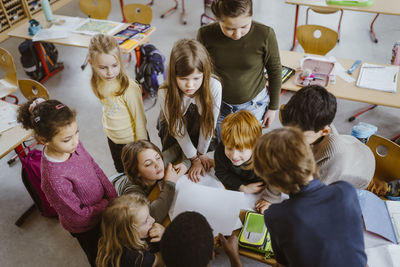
[197,0,282,133]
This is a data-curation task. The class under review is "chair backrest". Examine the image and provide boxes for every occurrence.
[296,24,338,55]
[366,134,400,182]
[123,4,153,24]
[19,79,50,100]
[79,0,111,20]
[0,47,18,98]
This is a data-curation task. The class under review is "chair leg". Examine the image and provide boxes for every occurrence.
[337,9,343,42]
[370,13,380,43]
[81,54,89,71]
[391,133,400,142]
[348,104,377,122]
[306,7,310,25]
[160,0,179,18]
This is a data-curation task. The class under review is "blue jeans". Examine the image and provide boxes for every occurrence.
[216,88,270,141]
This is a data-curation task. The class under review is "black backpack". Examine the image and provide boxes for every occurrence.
[18,40,58,81]
[135,44,165,98]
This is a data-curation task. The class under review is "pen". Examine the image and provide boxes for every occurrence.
[394,73,397,83]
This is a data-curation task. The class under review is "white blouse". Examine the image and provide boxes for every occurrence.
[158,77,222,159]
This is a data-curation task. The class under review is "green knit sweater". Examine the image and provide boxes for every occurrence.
[197,21,281,110]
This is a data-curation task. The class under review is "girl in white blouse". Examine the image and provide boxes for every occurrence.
[157,39,222,182]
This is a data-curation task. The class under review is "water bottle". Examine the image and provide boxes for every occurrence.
[40,0,53,22]
[351,122,378,144]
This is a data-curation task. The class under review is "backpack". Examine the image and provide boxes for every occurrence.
[18,40,58,81]
[135,44,166,98]
[18,148,57,218]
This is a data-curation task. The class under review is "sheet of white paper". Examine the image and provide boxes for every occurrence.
[356,63,399,93]
[33,26,69,41]
[170,173,245,236]
[0,100,18,133]
[366,244,400,267]
[386,201,400,243]
[328,56,356,83]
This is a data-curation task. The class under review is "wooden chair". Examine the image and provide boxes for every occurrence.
[123,3,153,24]
[79,0,111,20]
[0,47,18,100]
[18,79,50,100]
[306,7,343,41]
[366,134,400,196]
[296,24,338,56]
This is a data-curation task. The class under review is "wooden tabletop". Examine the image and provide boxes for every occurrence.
[8,15,156,52]
[0,125,33,159]
[280,50,400,109]
[285,0,400,16]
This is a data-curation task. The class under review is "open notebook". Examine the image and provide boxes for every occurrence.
[356,63,399,93]
[357,189,400,244]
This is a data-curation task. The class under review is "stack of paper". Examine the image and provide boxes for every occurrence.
[356,63,399,93]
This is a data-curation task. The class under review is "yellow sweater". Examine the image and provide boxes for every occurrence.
[99,78,147,144]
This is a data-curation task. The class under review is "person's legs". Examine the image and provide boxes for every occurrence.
[107,137,125,173]
[216,101,234,142]
[70,223,101,267]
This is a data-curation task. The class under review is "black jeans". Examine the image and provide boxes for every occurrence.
[107,137,125,173]
[70,223,101,267]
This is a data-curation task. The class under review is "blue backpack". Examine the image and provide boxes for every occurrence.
[135,44,166,98]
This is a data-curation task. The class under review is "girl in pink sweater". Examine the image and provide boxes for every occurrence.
[17,98,117,267]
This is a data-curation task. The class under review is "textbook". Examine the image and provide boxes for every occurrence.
[238,211,274,258]
[114,23,151,51]
[326,0,374,7]
[357,189,400,244]
[73,18,124,35]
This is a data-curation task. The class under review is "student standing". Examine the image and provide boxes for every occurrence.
[253,127,367,267]
[157,39,222,181]
[88,34,147,173]
[17,98,117,267]
[97,193,164,267]
[197,0,282,130]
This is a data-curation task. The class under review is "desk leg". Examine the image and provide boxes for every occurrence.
[369,13,379,43]
[33,42,64,84]
[290,5,300,51]
[119,0,127,22]
[181,0,187,25]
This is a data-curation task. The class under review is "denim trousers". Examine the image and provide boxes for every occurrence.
[216,88,270,141]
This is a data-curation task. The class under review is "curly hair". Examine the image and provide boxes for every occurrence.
[17,98,76,142]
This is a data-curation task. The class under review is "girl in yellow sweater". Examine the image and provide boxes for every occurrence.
[88,34,147,173]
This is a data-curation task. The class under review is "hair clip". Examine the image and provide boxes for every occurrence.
[55,104,65,110]
[34,116,40,123]
[28,98,46,114]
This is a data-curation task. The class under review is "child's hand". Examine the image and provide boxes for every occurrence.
[255,199,271,214]
[164,163,179,184]
[217,233,243,267]
[262,109,277,128]
[149,223,165,243]
[188,159,205,183]
[239,182,265,194]
[199,154,214,172]
[173,162,188,177]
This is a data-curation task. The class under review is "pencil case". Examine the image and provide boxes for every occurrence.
[295,58,335,87]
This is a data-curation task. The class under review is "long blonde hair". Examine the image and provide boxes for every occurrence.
[96,194,150,267]
[161,39,216,139]
[88,34,129,99]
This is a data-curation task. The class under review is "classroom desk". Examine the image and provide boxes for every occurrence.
[280,50,400,109]
[7,15,156,82]
[285,0,400,49]
[0,124,32,160]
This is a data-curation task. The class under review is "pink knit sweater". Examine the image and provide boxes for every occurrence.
[41,142,117,233]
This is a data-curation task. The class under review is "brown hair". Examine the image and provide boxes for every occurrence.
[121,140,163,188]
[211,0,253,19]
[253,127,316,194]
[88,34,129,100]
[17,98,76,142]
[161,39,216,139]
[96,193,150,267]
